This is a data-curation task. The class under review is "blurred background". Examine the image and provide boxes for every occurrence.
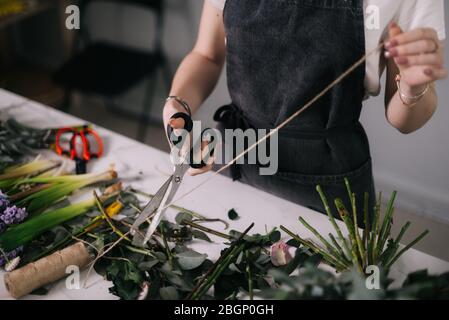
[1,0,448,259]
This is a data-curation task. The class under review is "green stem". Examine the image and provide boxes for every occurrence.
[160,223,173,267]
[329,233,350,264]
[351,193,366,268]
[181,219,231,240]
[187,223,255,300]
[193,244,246,300]
[245,250,253,300]
[385,230,429,269]
[298,217,342,261]
[363,192,370,247]
[376,191,396,258]
[280,225,348,271]
[370,192,382,264]
[316,186,352,259]
[394,221,411,245]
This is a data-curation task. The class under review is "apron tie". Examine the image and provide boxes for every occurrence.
[214,104,254,181]
[214,104,252,131]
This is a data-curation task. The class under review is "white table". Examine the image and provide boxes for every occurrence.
[0,89,448,300]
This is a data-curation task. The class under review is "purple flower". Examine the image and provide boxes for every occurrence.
[0,191,10,211]
[0,246,23,267]
[0,206,28,225]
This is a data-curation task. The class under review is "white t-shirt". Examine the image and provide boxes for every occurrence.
[209,0,446,97]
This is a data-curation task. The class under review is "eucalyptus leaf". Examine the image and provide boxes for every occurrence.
[160,286,179,300]
[269,230,281,243]
[175,250,207,270]
[191,230,212,242]
[228,209,239,220]
[138,258,159,271]
[175,212,193,225]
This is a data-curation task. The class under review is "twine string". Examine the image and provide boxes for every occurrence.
[161,43,385,211]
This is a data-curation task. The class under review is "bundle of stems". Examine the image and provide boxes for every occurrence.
[281,179,428,273]
[0,159,61,191]
[187,223,254,300]
[11,168,118,215]
[0,188,121,253]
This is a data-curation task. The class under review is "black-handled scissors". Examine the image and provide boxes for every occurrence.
[131,113,213,247]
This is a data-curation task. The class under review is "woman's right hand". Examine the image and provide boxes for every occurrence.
[163,100,215,176]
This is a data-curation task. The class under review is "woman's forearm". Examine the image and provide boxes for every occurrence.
[164,1,226,125]
[386,83,437,134]
[164,50,224,121]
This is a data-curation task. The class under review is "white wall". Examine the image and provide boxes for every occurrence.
[81,0,449,223]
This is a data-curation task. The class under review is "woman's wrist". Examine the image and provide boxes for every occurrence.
[396,75,430,107]
[399,81,428,97]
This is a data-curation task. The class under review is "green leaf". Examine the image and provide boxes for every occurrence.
[153,251,167,263]
[228,209,239,220]
[269,230,281,243]
[175,250,207,270]
[279,249,309,275]
[138,258,159,271]
[191,230,212,242]
[175,212,193,225]
[286,239,301,248]
[160,286,179,300]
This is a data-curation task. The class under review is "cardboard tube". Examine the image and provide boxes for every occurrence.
[4,242,93,299]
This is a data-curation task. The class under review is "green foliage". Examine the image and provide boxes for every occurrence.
[228,209,239,220]
[282,180,429,273]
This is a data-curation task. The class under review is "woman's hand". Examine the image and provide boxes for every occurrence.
[383,23,445,134]
[385,23,447,92]
[163,101,215,176]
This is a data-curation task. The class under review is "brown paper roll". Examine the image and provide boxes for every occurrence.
[4,242,93,299]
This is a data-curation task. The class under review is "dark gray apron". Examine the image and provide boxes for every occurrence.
[214,0,375,223]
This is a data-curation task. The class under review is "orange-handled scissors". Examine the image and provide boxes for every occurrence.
[55,125,104,174]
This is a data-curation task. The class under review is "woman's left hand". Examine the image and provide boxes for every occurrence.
[385,23,447,89]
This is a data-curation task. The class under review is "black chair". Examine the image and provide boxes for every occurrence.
[54,0,170,141]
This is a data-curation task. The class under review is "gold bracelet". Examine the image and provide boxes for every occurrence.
[166,96,192,116]
[395,74,429,108]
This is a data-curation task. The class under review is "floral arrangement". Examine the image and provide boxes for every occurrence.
[281,179,429,273]
[0,157,447,300]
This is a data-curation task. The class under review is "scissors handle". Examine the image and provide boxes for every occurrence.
[55,125,104,161]
[166,112,193,146]
[55,127,76,158]
[166,113,215,169]
[81,127,104,159]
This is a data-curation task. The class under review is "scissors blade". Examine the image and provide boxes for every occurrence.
[131,175,173,245]
[138,164,190,246]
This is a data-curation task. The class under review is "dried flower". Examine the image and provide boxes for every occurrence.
[4,256,20,272]
[0,246,23,267]
[270,241,293,266]
[0,206,28,225]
